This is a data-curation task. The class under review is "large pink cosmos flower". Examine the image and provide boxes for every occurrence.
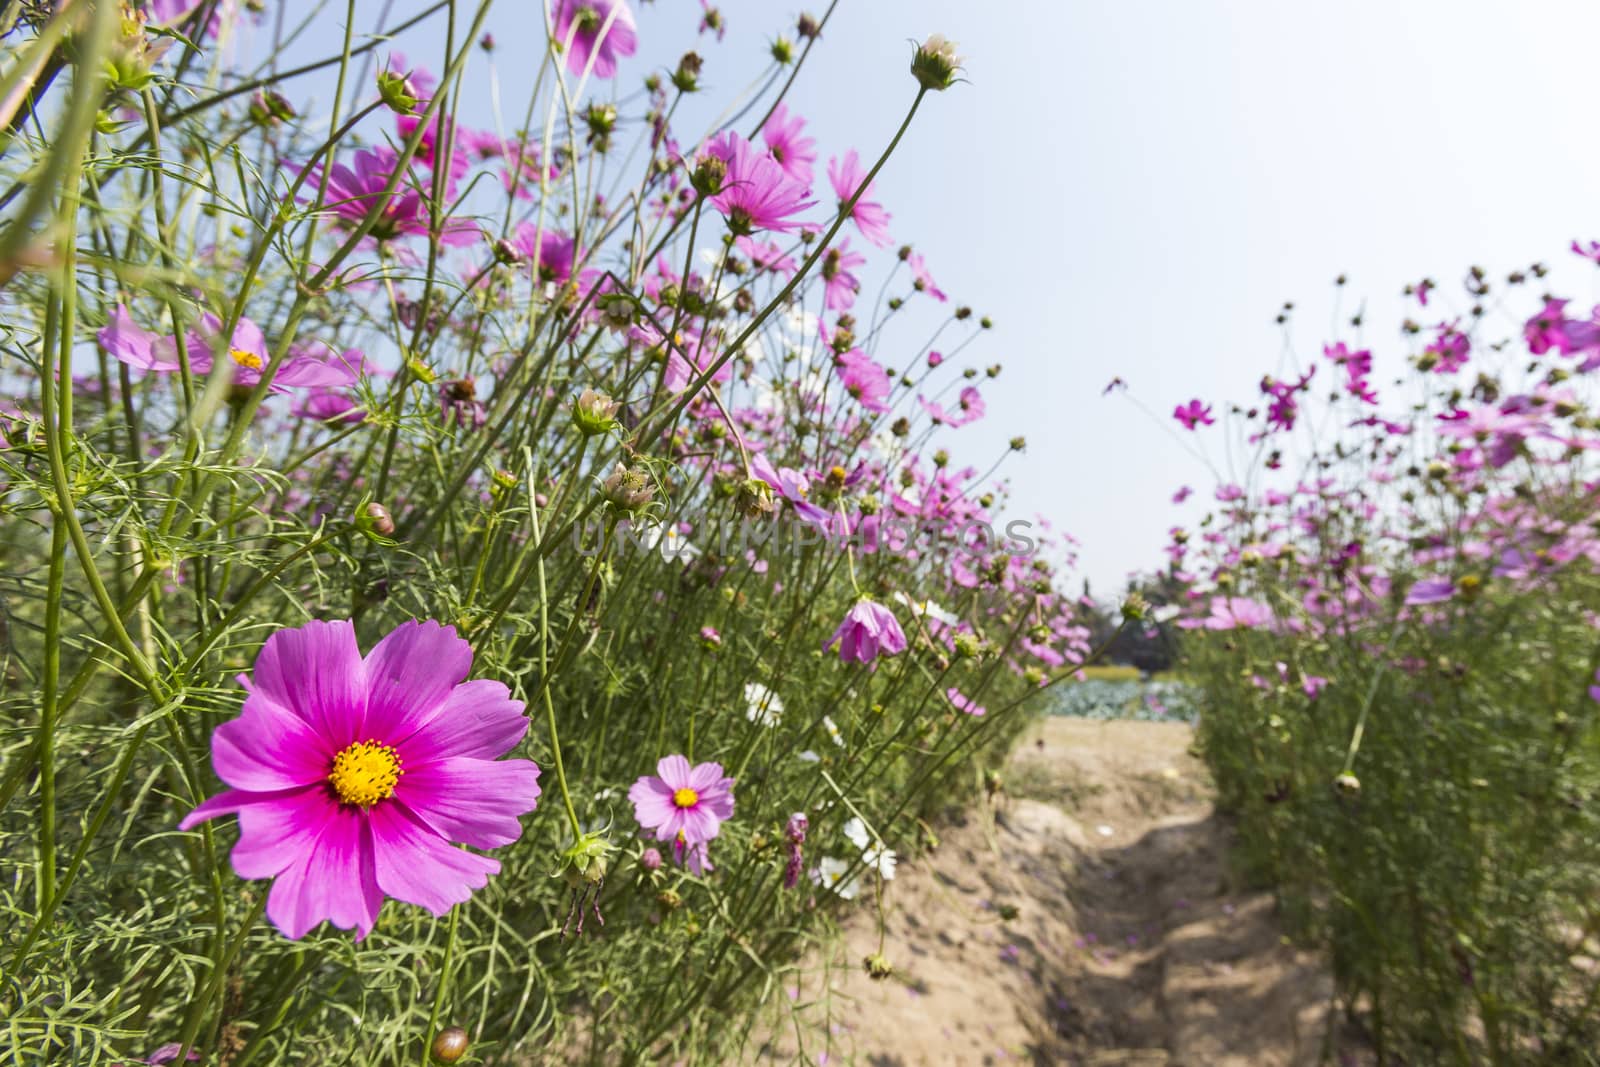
[828,149,892,248]
[707,131,816,236]
[628,755,735,872]
[825,599,908,662]
[551,0,638,79]
[98,308,357,394]
[180,620,541,940]
[761,103,817,186]
[299,146,477,246]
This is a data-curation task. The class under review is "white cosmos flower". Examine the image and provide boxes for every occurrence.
[744,682,784,727]
[812,856,860,899]
[843,817,897,880]
[893,590,959,626]
[821,714,844,747]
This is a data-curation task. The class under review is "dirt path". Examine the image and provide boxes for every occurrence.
[752,718,1352,1066]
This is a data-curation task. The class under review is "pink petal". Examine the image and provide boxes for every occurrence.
[687,761,726,792]
[264,803,382,940]
[229,786,337,879]
[211,691,336,791]
[362,620,473,741]
[396,756,540,849]
[681,804,723,843]
[369,802,500,916]
[629,776,678,832]
[250,620,367,747]
[394,679,527,764]
[656,754,692,790]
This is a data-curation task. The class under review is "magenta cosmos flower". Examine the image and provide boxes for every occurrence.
[824,599,908,662]
[628,755,735,870]
[180,620,541,940]
[99,307,357,393]
[552,0,638,79]
[828,149,892,248]
[1173,399,1214,430]
[761,102,817,186]
[301,146,477,246]
[707,131,816,237]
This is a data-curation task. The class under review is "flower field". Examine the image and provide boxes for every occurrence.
[7,3,1600,1066]
[1167,263,1600,1060]
[0,3,1089,1063]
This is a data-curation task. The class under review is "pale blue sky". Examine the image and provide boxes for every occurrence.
[290,1,1600,592]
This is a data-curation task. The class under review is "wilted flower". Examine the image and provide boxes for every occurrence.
[824,599,908,662]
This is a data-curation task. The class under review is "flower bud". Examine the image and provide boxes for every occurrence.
[700,626,722,650]
[639,847,663,872]
[691,153,727,197]
[1333,772,1361,796]
[953,632,984,660]
[249,89,296,127]
[770,35,795,64]
[358,502,396,539]
[672,52,704,93]
[796,12,821,38]
[377,69,421,115]
[602,463,655,512]
[573,388,621,436]
[863,952,894,980]
[1009,436,1026,452]
[430,1027,470,1064]
[911,34,963,91]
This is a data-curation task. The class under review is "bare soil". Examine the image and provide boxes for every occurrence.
[749,718,1365,1066]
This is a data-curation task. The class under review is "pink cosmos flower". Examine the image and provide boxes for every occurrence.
[1425,324,1471,373]
[835,349,892,413]
[761,103,817,186]
[300,146,478,245]
[907,251,947,302]
[735,236,797,276]
[551,0,638,79]
[513,224,578,285]
[707,131,817,236]
[1404,576,1454,606]
[822,238,867,311]
[824,599,908,662]
[98,308,357,393]
[179,620,542,940]
[946,687,986,717]
[628,755,736,861]
[828,150,892,248]
[1173,399,1214,430]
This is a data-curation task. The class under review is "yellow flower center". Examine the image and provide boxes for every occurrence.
[673,787,699,809]
[328,740,402,807]
[229,347,264,370]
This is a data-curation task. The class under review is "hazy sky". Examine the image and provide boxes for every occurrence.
[296,1,1600,593]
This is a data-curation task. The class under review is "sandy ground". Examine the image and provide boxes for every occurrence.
[749,718,1363,1067]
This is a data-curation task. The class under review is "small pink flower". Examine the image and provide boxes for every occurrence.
[828,149,892,248]
[1173,399,1214,430]
[946,687,986,717]
[761,102,817,186]
[628,755,736,851]
[824,599,908,662]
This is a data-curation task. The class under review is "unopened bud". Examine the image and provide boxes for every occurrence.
[910,34,963,91]
[573,388,621,436]
[430,1027,470,1064]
